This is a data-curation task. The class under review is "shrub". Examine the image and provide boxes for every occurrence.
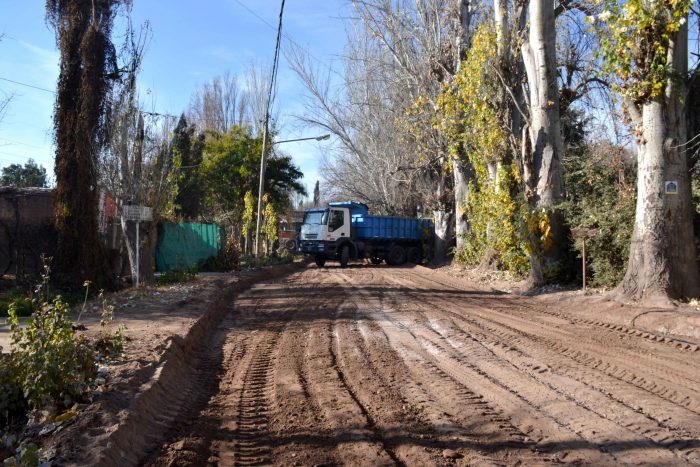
[561,143,636,287]
[0,292,33,318]
[0,350,25,427]
[8,293,97,410]
[156,265,198,285]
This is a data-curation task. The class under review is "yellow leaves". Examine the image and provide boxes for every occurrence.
[600,0,690,103]
[528,209,554,252]
[54,407,78,423]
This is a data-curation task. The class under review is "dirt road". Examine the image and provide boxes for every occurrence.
[143,265,700,466]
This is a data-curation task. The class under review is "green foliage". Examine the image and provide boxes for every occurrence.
[242,190,255,239]
[0,159,48,188]
[0,292,33,318]
[594,0,691,102]
[0,352,24,426]
[156,265,198,285]
[8,292,96,410]
[262,195,279,252]
[561,144,637,286]
[437,23,529,275]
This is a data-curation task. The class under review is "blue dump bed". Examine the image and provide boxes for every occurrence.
[329,201,432,241]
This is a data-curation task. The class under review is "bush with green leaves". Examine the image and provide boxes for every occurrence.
[0,350,25,427]
[561,143,636,287]
[0,292,33,318]
[156,265,198,285]
[8,292,97,411]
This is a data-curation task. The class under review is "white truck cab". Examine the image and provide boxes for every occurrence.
[299,207,352,267]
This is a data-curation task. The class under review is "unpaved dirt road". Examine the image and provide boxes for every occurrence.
[144,265,700,466]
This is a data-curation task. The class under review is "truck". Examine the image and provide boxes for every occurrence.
[299,201,433,268]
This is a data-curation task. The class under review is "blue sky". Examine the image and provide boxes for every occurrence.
[0,0,348,195]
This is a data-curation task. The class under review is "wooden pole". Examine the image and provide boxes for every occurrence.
[581,237,586,293]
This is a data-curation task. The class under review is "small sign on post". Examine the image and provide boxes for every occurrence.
[121,205,153,287]
[571,227,599,293]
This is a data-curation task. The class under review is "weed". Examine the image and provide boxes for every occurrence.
[156,265,198,285]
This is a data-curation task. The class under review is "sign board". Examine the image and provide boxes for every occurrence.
[665,181,678,195]
[571,227,599,239]
[122,205,153,221]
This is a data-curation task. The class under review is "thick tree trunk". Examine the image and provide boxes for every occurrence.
[615,22,700,303]
[521,0,565,285]
[452,159,471,250]
[433,164,454,263]
[433,209,454,263]
[51,1,115,288]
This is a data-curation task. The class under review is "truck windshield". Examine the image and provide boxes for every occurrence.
[303,210,328,225]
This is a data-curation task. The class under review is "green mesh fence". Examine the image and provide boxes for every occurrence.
[156,222,225,272]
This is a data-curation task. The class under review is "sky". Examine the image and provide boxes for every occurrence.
[0,0,348,196]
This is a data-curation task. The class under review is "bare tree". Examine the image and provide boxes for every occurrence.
[100,23,178,283]
[0,34,10,126]
[188,71,249,133]
[244,62,277,136]
[289,0,471,261]
[519,0,567,285]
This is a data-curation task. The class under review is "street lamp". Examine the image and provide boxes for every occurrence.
[254,133,331,259]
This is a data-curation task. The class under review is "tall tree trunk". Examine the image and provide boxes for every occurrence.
[49,0,117,288]
[615,22,700,304]
[521,0,565,285]
[433,165,454,263]
[452,159,470,250]
[453,0,473,252]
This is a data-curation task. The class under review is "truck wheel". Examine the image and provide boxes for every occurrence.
[340,246,349,268]
[315,256,326,267]
[406,246,422,264]
[370,257,383,265]
[387,245,406,266]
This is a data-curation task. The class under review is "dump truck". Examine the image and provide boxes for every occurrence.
[299,201,433,267]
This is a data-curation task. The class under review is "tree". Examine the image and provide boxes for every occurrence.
[100,21,178,283]
[46,0,126,288]
[172,116,205,220]
[0,160,49,188]
[598,0,700,303]
[189,72,249,133]
[199,125,305,229]
[519,0,567,285]
[0,35,11,127]
[313,180,320,207]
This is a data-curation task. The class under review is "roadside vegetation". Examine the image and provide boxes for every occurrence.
[1,268,126,438]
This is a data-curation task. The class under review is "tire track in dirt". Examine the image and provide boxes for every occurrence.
[147,272,315,466]
[338,269,559,465]
[389,271,700,416]
[297,268,397,466]
[365,269,697,464]
[415,288,700,446]
[400,269,700,357]
[383,269,700,464]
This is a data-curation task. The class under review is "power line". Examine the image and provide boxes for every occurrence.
[0,77,178,119]
[0,137,52,151]
[0,76,55,94]
[231,0,343,79]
